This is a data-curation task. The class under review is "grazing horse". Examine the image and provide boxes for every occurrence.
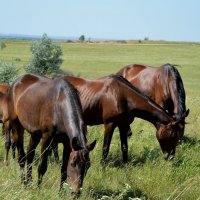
[5,74,96,196]
[116,63,189,136]
[62,75,189,162]
[0,84,15,163]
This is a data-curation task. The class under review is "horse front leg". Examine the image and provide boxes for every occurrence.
[60,143,70,191]
[102,123,115,162]
[119,124,129,163]
[26,134,41,183]
[37,134,51,186]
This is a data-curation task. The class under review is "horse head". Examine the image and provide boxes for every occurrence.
[67,137,96,197]
[156,121,183,160]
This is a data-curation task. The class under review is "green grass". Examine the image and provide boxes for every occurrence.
[0,39,200,199]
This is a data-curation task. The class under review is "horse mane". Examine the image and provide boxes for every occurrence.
[109,74,168,113]
[163,64,186,119]
[56,77,87,143]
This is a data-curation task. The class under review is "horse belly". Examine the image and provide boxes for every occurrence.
[83,108,103,125]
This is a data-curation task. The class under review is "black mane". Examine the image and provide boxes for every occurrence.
[109,74,168,114]
[164,64,186,119]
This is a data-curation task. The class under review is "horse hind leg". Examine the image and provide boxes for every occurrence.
[102,123,115,162]
[4,130,11,165]
[3,121,11,165]
[119,125,129,163]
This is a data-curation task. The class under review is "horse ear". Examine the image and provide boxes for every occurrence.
[87,140,96,152]
[71,137,83,151]
[183,109,190,118]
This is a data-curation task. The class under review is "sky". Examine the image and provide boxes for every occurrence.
[1,0,200,42]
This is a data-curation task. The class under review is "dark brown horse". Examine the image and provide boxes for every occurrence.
[5,74,96,196]
[62,75,188,162]
[116,63,189,136]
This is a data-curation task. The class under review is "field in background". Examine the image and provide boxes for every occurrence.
[0,39,200,199]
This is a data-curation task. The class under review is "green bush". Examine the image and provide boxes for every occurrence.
[24,33,63,77]
[0,41,6,50]
[0,60,19,84]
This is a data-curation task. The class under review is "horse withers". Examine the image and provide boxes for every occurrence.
[5,74,96,196]
[116,63,189,137]
[62,75,188,162]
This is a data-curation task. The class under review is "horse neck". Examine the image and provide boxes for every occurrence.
[127,90,173,125]
[58,82,87,148]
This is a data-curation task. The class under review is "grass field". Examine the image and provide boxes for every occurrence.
[0,39,200,199]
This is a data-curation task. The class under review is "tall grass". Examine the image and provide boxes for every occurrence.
[0,40,200,199]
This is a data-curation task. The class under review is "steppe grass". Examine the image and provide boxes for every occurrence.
[0,39,200,199]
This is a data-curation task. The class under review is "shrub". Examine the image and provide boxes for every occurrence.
[0,61,19,84]
[24,33,63,77]
[0,41,6,50]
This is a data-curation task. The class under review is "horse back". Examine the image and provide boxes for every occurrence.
[117,64,163,101]
[63,76,120,124]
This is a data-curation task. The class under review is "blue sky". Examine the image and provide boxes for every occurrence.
[1,0,200,42]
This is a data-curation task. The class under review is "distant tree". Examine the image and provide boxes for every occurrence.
[24,33,63,77]
[144,37,149,41]
[79,35,85,42]
[0,61,19,84]
[0,41,6,50]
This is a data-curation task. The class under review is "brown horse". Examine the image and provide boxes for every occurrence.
[0,83,59,164]
[0,84,15,163]
[62,75,189,162]
[5,74,96,196]
[116,63,189,136]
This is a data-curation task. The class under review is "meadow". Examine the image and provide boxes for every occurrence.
[0,39,200,199]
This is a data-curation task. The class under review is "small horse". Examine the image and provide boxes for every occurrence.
[0,83,9,134]
[5,74,96,196]
[0,84,15,163]
[116,63,189,136]
[62,75,189,162]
